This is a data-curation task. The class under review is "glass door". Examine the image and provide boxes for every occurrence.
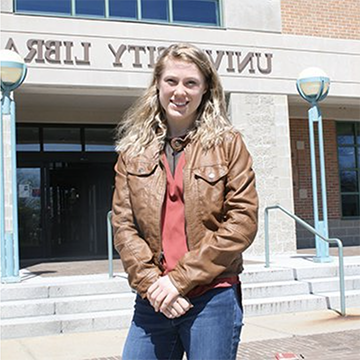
[17,167,44,259]
[48,166,89,257]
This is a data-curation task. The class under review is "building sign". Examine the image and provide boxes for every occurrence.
[5,37,273,75]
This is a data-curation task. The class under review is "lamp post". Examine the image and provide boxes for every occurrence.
[0,50,27,282]
[296,67,332,263]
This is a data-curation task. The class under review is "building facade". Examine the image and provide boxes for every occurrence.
[1,0,359,262]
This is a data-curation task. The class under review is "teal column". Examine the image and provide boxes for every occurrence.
[308,104,331,263]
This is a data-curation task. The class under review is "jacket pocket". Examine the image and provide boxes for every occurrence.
[193,164,228,217]
[126,160,158,222]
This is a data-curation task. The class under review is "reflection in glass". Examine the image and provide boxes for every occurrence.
[16,0,71,14]
[16,127,40,151]
[44,127,81,152]
[110,0,137,18]
[142,0,168,20]
[85,128,115,152]
[337,123,355,145]
[338,147,356,169]
[17,168,42,247]
[340,171,358,192]
[173,0,218,25]
[341,194,359,217]
[76,0,105,16]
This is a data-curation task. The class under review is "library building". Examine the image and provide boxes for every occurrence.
[1,0,359,264]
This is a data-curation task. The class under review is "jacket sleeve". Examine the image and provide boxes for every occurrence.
[168,132,259,295]
[112,153,162,298]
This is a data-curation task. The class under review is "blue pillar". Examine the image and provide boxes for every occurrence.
[1,92,20,282]
[308,104,331,263]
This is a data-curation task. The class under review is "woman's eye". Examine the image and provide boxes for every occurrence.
[166,79,176,84]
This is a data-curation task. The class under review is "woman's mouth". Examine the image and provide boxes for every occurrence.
[171,100,189,108]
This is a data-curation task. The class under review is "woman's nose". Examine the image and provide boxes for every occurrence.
[173,83,186,96]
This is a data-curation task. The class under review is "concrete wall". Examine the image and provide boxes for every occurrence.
[0,0,13,13]
[229,93,296,255]
[223,0,282,32]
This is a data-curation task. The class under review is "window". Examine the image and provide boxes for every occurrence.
[17,125,116,153]
[16,0,72,15]
[109,0,137,19]
[173,0,219,25]
[142,0,168,21]
[76,0,105,16]
[84,128,115,152]
[16,127,40,152]
[337,122,360,217]
[43,127,82,152]
[15,0,221,26]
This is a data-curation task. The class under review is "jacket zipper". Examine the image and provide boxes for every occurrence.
[158,155,167,271]
[183,146,191,251]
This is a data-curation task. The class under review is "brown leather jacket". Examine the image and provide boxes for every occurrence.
[112,129,258,298]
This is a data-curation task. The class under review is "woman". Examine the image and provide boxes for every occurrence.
[112,43,258,360]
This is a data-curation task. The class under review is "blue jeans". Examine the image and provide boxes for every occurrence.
[122,285,243,360]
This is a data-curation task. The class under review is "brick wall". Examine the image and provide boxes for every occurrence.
[290,118,360,248]
[281,0,360,40]
[290,118,341,221]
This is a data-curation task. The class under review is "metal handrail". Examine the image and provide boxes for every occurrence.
[265,204,346,316]
[107,210,114,278]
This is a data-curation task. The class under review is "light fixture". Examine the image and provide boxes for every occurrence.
[0,49,27,94]
[296,67,330,104]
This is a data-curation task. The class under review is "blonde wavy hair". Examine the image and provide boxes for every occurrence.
[115,43,232,157]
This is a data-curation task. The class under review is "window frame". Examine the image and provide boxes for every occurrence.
[14,0,223,27]
[336,121,360,219]
[16,123,116,154]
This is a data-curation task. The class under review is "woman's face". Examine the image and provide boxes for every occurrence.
[157,58,207,133]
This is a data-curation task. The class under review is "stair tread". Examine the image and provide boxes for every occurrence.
[242,280,307,288]
[314,289,360,296]
[306,275,360,283]
[0,292,136,305]
[244,293,325,304]
[0,309,134,325]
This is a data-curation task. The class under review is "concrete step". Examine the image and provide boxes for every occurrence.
[315,289,360,309]
[306,275,360,293]
[1,309,133,340]
[2,263,358,339]
[240,267,294,283]
[243,293,328,317]
[1,292,136,319]
[1,276,132,301]
[243,288,360,317]
[294,263,360,280]
[242,280,309,300]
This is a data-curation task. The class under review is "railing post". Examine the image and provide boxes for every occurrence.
[337,241,346,316]
[107,211,114,278]
[265,207,270,268]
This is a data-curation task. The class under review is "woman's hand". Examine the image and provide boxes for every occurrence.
[147,275,179,312]
[161,295,193,319]
[147,275,193,318]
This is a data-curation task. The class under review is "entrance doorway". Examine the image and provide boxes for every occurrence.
[17,124,117,260]
[48,163,114,258]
